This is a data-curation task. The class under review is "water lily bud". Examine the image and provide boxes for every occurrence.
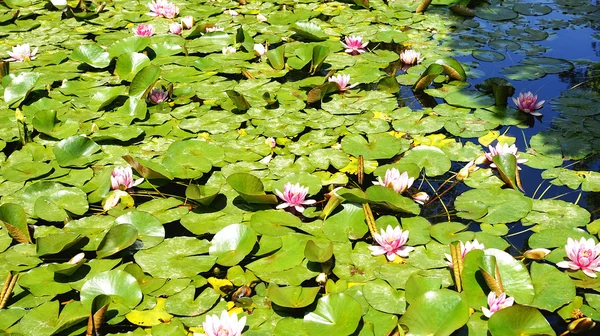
[254,43,267,57]
[68,252,85,264]
[412,192,429,205]
[222,46,236,55]
[51,0,68,10]
[523,248,551,260]
[265,137,276,148]
[257,13,267,22]
[181,15,194,29]
[90,123,99,133]
[568,317,596,334]
[474,154,488,165]
[316,273,328,285]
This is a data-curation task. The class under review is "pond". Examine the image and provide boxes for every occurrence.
[0,0,599,335]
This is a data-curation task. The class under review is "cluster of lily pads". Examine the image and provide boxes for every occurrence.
[0,0,599,335]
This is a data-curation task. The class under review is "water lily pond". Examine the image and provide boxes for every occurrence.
[0,0,599,335]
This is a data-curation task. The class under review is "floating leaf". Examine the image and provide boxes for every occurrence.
[268,285,320,308]
[209,224,257,266]
[304,294,362,335]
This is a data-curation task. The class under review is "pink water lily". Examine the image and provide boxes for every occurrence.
[482,292,514,318]
[275,182,316,213]
[444,239,485,268]
[148,88,168,104]
[169,22,183,35]
[399,49,423,65]
[513,91,544,116]
[341,35,368,55]
[7,44,38,62]
[412,192,429,205]
[557,237,600,278]
[147,0,179,18]
[369,225,414,261]
[134,23,154,37]
[111,167,144,190]
[373,168,414,194]
[200,311,246,336]
[485,142,527,169]
[328,74,357,91]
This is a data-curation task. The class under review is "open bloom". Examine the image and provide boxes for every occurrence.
[557,237,600,278]
[134,24,154,37]
[7,44,38,62]
[275,183,316,213]
[341,36,368,55]
[222,46,236,55]
[482,292,514,318]
[369,225,414,261]
[148,88,168,104]
[147,0,179,18]
[169,22,183,35]
[513,91,544,116]
[201,311,246,336]
[328,74,357,91]
[444,239,485,268]
[111,167,144,190]
[181,16,194,29]
[373,168,414,194]
[485,142,527,169]
[400,50,423,65]
[254,43,267,56]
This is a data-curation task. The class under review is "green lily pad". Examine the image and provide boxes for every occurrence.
[70,44,112,68]
[475,7,518,21]
[530,262,576,311]
[455,188,532,224]
[80,269,143,309]
[488,305,554,336]
[303,294,362,335]
[267,285,320,308]
[209,224,257,266]
[53,136,102,168]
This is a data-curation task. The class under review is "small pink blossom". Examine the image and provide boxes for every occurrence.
[181,16,194,29]
[373,168,414,194]
[134,23,155,37]
[369,225,414,261]
[328,74,357,91]
[400,50,424,65]
[148,88,168,104]
[206,26,224,33]
[341,36,368,55]
[482,292,514,318]
[513,91,544,116]
[201,311,246,336]
[111,167,144,190]
[485,142,527,169]
[7,44,38,62]
[444,239,485,268]
[275,183,316,213]
[147,0,179,18]
[557,237,600,278]
[265,137,276,148]
[224,9,239,16]
[169,22,183,35]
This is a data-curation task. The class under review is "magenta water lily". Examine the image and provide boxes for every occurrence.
[111,167,144,191]
[328,74,356,91]
[147,0,179,18]
[513,91,544,116]
[134,23,154,37]
[482,292,514,318]
[557,237,600,278]
[341,36,368,55]
[275,182,316,213]
[369,225,414,261]
[148,88,168,104]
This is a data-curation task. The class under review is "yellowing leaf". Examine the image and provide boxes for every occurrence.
[208,277,234,296]
[125,298,172,326]
[388,130,407,138]
[413,133,455,147]
[339,157,378,175]
[373,111,391,122]
[478,131,516,146]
